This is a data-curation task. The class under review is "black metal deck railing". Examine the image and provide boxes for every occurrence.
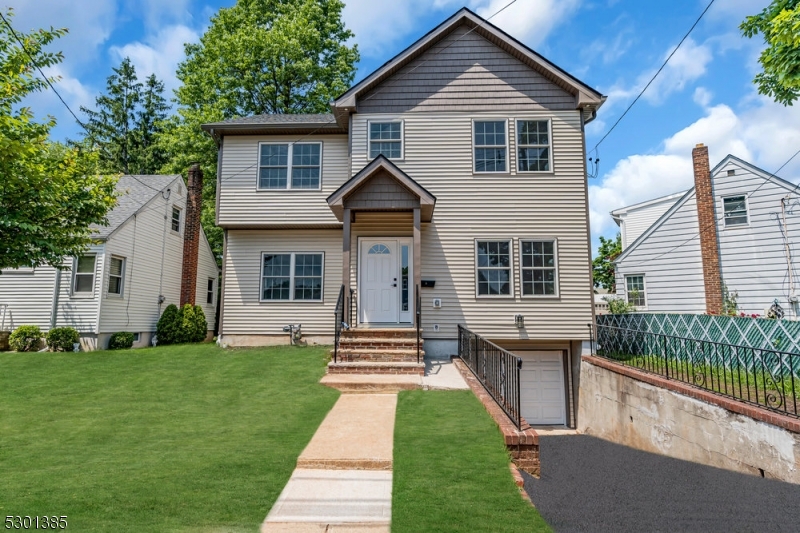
[591,323,800,418]
[457,325,522,429]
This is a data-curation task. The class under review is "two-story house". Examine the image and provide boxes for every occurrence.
[0,169,219,350]
[614,144,800,319]
[204,9,605,426]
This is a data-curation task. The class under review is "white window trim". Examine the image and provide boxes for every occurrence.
[516,119,554,174]
[171,205,182,234]
[71,254,97,298]
[518,238,559,298]
[624,274,647,309]
[256,141,324,191]
[367,120,404,161]
[206,277,215,305]
[474,238,514,299]
[721,194,749,228]
[106,255,126,298]
[472,119,510,174]
[259,251,325,303]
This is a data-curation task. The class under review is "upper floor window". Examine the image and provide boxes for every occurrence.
[207,278,215,305]
[476,240,512,296]
[107,256,125,296]
[517,120,550,172]
[626,275,646,307]
[73,255,96,295]
[723,196,748,227]
[473,120,507,173]
[258,142,322,190]
[369,122,402,159]
[520,240,557,296]
[171,206,181,233]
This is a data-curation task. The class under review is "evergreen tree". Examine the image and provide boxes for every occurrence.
[134,74,170,174]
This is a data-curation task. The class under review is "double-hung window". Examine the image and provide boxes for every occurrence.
[723,196,748,227]
[625,275,646,307]
[476,240,512,296]
[261,252,324,301]
[171,206,181,233]
[369,122,402,159]
[207,278,215,304]
[473,120,507,173]
[520,240,557,296]
[258,142,322,190]
[73,255,96,295]
[517,120,550,172]
[107,256,125,296]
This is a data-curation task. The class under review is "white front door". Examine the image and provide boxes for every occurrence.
[360,240,399,323]
[518,350,566,425]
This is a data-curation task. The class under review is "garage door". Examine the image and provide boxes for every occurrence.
[517,350,566,425]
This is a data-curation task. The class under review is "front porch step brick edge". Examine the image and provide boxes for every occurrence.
[583,355,800,434]
[452,357,540,477]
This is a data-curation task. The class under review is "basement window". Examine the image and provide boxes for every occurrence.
[723,196,748,227]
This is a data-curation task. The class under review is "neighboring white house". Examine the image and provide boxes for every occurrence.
[0,172,219,350]
[614,145,800,318]
[203,8,606,427]
[611,190,687,250]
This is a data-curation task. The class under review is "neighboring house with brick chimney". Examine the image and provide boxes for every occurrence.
[613,146,800,318]
[203,8,605,427]
[0,173,219,350]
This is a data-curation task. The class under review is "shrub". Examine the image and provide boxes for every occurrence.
[9,325,43,352]
[179,304,195,344]
[156,304,180,345]
[46,327,80,352]
[108,332,134,350]
[192,305,208,342]
[604,296,636,314]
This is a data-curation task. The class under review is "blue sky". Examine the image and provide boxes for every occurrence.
[7,0,800,251]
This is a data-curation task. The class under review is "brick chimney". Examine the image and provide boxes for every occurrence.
[693,144,723,314]
[180,164,202,306]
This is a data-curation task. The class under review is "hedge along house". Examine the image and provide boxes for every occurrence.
[0,168,219,351]
[205,9,605,426]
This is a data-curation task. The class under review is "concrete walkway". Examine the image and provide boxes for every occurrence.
[261,359,467,532]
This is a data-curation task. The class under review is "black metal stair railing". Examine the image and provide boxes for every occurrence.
[333,285,345,364]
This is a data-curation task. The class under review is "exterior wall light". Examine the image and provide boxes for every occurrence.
[514,314,524,328]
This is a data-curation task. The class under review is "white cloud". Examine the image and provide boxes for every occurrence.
[343,0,580,58]
[693,86,713,107]
[589,98,800,239]
[110,25,200,97]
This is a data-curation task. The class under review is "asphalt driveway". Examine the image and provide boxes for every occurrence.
[522,435,800,533]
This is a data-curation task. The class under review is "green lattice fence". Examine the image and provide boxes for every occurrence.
[597,314,800,355]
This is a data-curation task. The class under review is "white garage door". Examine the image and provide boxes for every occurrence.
[517,350,566,425]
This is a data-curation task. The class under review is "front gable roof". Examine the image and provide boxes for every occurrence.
[327,156,436,222]
[93,174,180,240]
[331,8,605,125]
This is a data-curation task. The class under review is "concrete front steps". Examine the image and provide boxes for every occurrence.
[328,327,424,376]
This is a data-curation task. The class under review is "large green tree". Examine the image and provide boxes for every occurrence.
[158,0,360,258]
[741,0,800,105]
[592,233,622,292]
[80,57,170,174]
[0,10,117,271]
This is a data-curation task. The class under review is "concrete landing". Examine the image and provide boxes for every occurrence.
[320,373,422,393]
[422,359,469,390]
[261,469,392,532]
[297,394,396,470]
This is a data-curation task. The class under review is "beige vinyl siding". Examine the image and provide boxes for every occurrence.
[345,109,592,340]
[357,24,575,114]
[217,134,348,227]
[98,177,188,336]
[0,267,57,331]
[55,244,105,334]
[222,229,342,336]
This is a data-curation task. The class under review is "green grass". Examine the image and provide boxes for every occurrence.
[392,390,551,533]
[0,343,339,532]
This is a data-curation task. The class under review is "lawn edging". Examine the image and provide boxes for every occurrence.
[452,356,540,476]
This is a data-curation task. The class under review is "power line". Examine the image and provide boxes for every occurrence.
[746,146,800,200]
[589,0,716,157]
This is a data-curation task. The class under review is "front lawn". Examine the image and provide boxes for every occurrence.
[392,390,551,532]
[0,343,338,532]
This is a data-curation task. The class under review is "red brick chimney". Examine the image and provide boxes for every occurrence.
[180,164,202,306]
[693,144,723,314]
